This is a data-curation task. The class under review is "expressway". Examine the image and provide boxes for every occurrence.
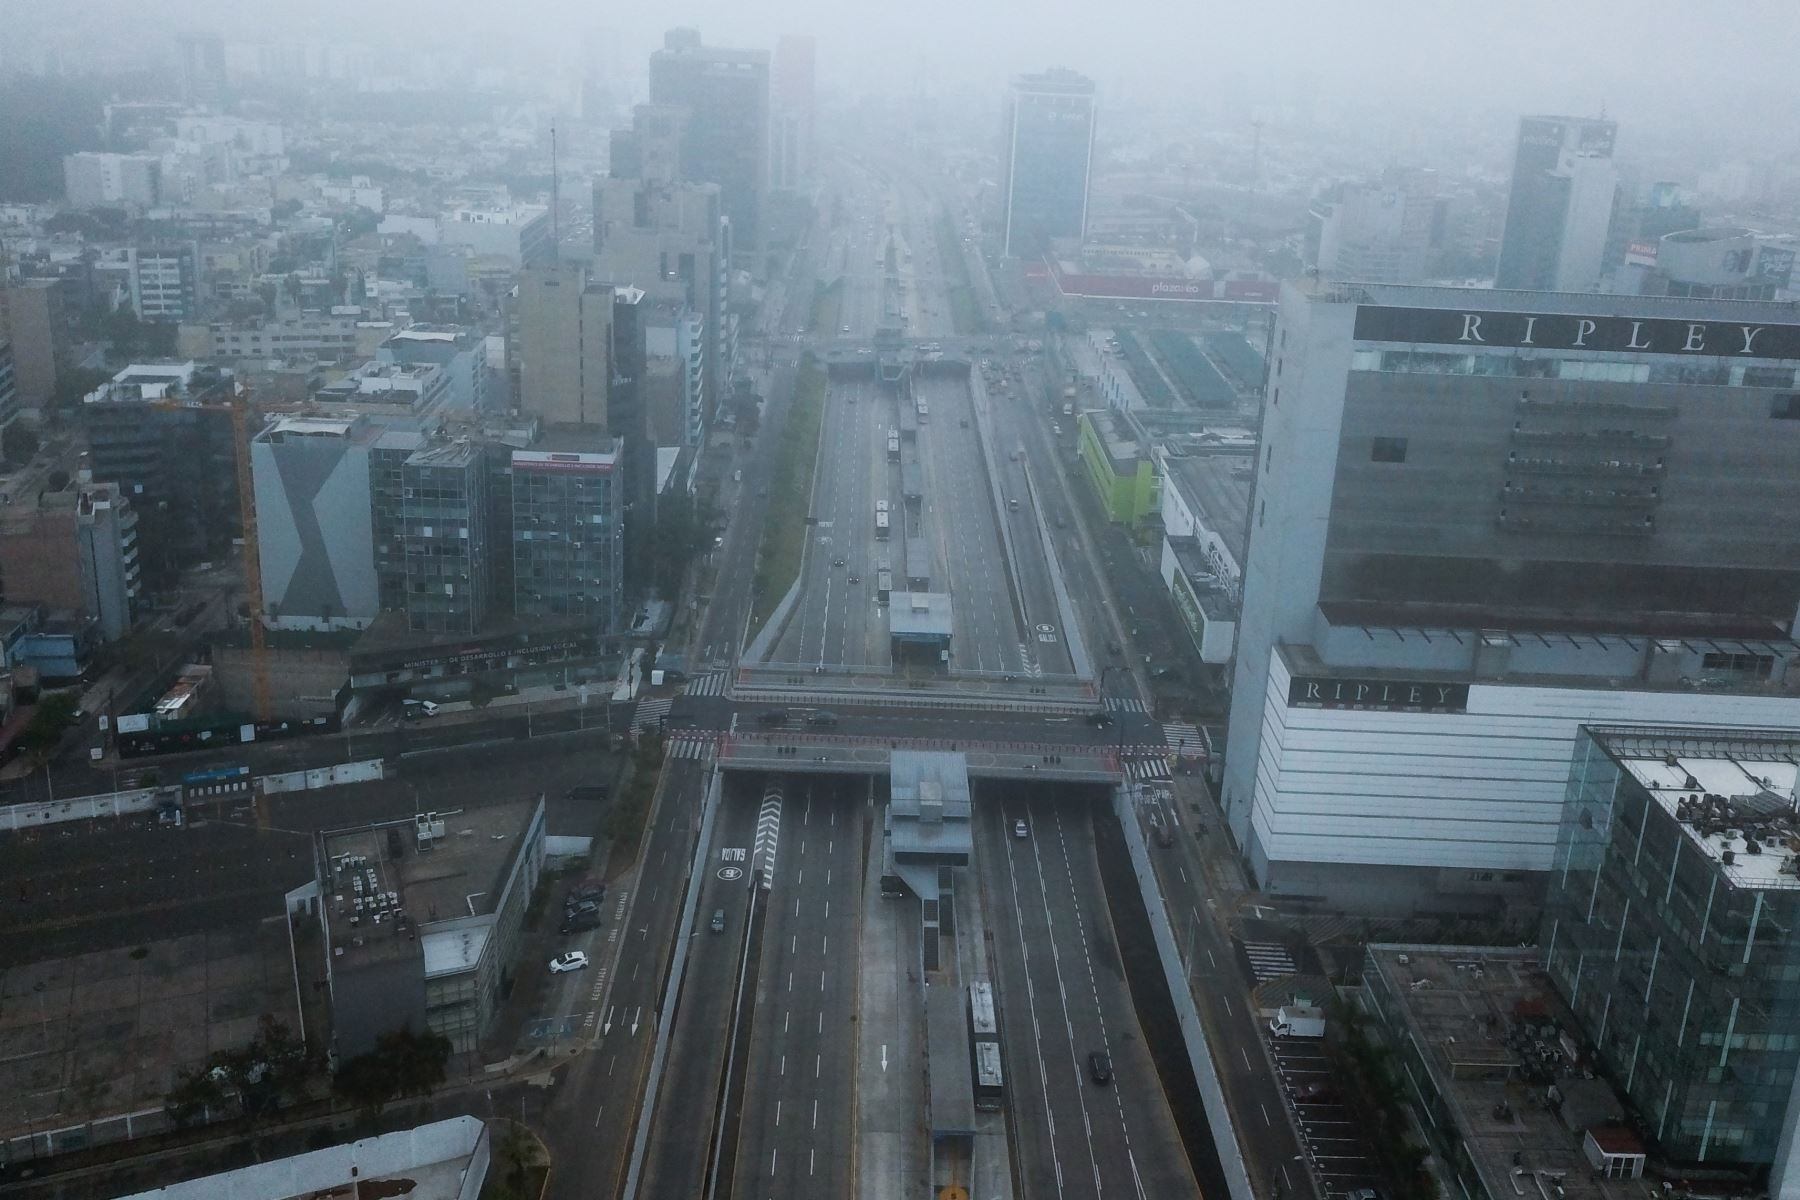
[910,371,1028,675]
[976,785,1196,1199]
[731,778,866,1198]
[634,774,763,1198]
[770,370,897,668]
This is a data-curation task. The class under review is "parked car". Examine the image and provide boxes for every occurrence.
[549,951,590,974]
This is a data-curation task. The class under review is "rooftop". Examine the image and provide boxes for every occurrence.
[889,591,953,639]
[1364,944,1646,1200]
[1163,451,1252,567]
[317,800,538,973]
[1084,408,1149,475]
[116,1115,488,1200]
[1589,725,1800,890]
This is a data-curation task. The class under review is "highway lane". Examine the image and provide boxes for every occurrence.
[978,786,1195,1200]
[772,371,895,669]
[732,780,866,1199]
[540,757,712,1200]
[1129,791,1318,1200]
[636,773,764,1199]
[913,373,1023,674]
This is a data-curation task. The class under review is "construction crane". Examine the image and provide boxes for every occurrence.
[151,389,272,723]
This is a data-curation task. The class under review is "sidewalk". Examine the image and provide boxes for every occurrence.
[856,823,927,1200]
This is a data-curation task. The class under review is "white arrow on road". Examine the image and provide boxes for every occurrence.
[603,1006,614,1036]
[631,1006,642,1037]
[881,1044,888,1072]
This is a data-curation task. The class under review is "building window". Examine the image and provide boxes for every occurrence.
[1371,437,1408,463]
[1701,651,1774,677]
[1772,394,1800,420]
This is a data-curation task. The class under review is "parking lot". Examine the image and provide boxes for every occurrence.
[0,922,297,1149]
[1266,1032,1383,1199]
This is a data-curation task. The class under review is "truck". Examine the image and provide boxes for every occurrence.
[1268,1004,1327,1039]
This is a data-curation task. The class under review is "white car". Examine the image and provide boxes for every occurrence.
[549,951,590,974]
[1014,819,1029,839]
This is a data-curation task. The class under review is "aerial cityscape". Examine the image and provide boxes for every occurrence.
[1,4,1799,1200]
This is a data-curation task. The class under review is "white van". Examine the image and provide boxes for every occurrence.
[404,699,440,718]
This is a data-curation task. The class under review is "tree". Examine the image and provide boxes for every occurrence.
[16,692,79,763]
[331,1029,452,1120]
[163,1066,230,1129]
[648,492,722,598]
[50,365,111,415]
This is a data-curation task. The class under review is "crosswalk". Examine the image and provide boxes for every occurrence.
[668,733,714,760]
[1126,756,1173,783]
[1105,695,1150,713]
[1242,940,1299,982]
[633,696,672,730]
[684,672,729,697]
[1163,722,1205,755]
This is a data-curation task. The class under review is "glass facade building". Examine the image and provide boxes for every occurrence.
[511,449,623,632]
[1543,726,1800,1180]
[1000,69,1096,259]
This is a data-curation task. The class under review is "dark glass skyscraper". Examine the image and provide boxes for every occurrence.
[648,28,769,260]
[999,68,1096,259]
[1495,115,1619,292]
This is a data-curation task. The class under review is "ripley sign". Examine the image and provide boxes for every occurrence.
[1353,305,1800,361]
[1288,675,1470,713]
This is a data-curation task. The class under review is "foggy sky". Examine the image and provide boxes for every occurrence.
[14,0,1800,151]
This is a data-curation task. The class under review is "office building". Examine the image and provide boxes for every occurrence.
[438,204,553,269]
[181,313,360,364]
[1543,726,1800,1195]
[399,437,491,635]
[1495,116,1619,292]
[315,799,545,1056]
[1363,945,1652,1200]
[770,35,816,193]
[80,362,241,587]
[0,281,63,418]
[130,244,200,322]
[608,104,685,186]
[62,153,162,211]
[999,68,1097,259]
[252,416,383,632]
[0,477,139,642]
[1075,407,1159,528]
[648,28,769,258]
[516,263,616,430]
[315,360,455,416]
[1314,168,1448,284]
[592,163,729,439]
[511,441,623,632]
[1222,284,1800,912]
[377,325,490,412]
[176,31,228,108]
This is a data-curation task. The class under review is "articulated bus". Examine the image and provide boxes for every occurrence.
[875,569,893,604]
[969,980,1004,1109]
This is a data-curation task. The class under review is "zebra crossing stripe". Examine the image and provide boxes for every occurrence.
[1243,941,1298,980]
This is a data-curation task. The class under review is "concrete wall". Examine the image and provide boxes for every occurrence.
[1111,784,1254,1200]
[212,642,349,719]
